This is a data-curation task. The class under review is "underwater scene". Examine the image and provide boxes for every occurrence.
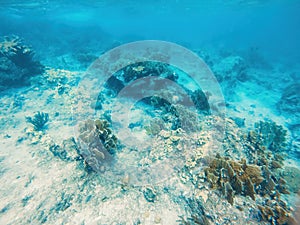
[0,0,300,224]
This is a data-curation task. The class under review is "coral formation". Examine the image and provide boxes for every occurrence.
[204,154,264,202]
[0,36,43,90]
[142,95,203,133]
[277,83,300,156]
[178,196,210,225]
[77,119,118,172]
[26,111,49,131]
[277,83,300,116]
[212,55,248,99]
[279,166,300,193]
[144,118,165,136]
[203,154,294,224]
[119,61,178,84]
[243,120,287,169]
[41,68,79,95]
[48,138,80,162]
[189,89,210,114]
[96,61,210,126]
[212,56,247,82]
[223,118,244,157]
[257,200,295,225]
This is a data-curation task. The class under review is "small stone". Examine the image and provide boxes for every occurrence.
[159,130,171,139]
[154,216,161,224]
[122,174,130,185]
[143,187,156,203]
[170,135,180,142]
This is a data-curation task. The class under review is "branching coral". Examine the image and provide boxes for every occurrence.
[0,36,23,57]
[204,154,294,224]
[26,111,49,131]
[204,155,263,202]
[243,120,287,171]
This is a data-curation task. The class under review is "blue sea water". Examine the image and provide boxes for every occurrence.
[1,0,300,63]
[0,1,300,225]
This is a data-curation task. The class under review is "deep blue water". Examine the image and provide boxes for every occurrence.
[1,0,300,64]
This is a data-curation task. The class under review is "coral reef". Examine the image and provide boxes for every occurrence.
[118,61,178,84]
[277,83,300,156]
[144,118,165,136]
[204,154,264,202]
[178,196,210,225]
[48,138,80,162]
[41,68,79,95]
[26,111,49,131]
[243,120,287,169]
[142,95,203,133]
[0,36,44,91]
[96,61,210,125]
[277,83,300,116]
[279,166,300,193]
[223,118,244,158]
[77,119,118,172]
[257,200,295,225]
[189,89,210,114]
[203,154,294,224]
[212,55,248,99]
[244,46,272,69]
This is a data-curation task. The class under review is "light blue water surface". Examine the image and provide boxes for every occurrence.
[0,0,299,64]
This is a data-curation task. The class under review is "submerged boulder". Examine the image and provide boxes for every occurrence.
[277,83,300,121]
[212,56,248,100]
[277,83,300,156]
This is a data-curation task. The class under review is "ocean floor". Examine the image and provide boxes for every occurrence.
[0,37,299,225]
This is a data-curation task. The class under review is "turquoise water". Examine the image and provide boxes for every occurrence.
[1,1,300,63]
[0,1,300,225]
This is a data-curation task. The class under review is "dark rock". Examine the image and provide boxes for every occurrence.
[190,89,210,114]
[105,75,124,97]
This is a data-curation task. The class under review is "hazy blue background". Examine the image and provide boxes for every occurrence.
[0,0,299,64]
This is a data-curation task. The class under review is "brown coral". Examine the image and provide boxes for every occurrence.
[203,154,295,224]
[204,155,264,201]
